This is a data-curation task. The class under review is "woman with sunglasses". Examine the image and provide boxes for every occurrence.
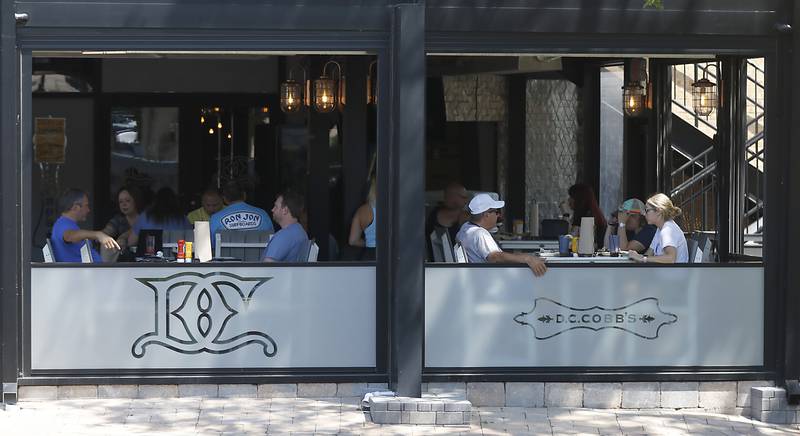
[628,193,689,264]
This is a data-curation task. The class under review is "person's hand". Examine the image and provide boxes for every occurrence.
[527,256,548,277]
[628,251,644,262]
[617,211,629,226]
[97,232,121,251]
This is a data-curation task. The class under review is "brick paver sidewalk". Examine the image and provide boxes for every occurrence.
[1,397,800,435]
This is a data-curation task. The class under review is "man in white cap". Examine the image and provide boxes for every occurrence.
[456,193,547,277]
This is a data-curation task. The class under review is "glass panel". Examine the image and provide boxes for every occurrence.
[33,58,96,93]
[743,58,765,257]
[110,107,180,197]
[599,66,624,220]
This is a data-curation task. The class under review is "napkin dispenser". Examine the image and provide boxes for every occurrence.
[578,217,595,255]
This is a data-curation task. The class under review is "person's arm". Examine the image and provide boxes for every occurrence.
[348,205,370,247]
[487,251,547,277]
[63,229,120,250]
[116,229,131,250]
[261,232,289,262]
[629,246,676,264]
[625,240,646,254]
[101,220,117,238]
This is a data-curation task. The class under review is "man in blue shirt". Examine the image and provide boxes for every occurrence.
[209,182,274,239]
[262,191,309,262]
[51,188,120,262]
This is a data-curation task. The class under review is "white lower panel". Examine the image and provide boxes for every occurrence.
[425,266,763,368]
[32,266,376,370]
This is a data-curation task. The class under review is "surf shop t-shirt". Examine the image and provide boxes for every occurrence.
[209,202,274,238]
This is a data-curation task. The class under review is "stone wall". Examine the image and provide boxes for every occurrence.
[525,79,582,224]
[441,74,508,201]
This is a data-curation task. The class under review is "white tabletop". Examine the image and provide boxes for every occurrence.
[541,254,635,263]
[498,239,560,250]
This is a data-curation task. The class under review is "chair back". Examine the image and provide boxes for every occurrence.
[430,229,445,262]
[80,239,94,263]
[215,229,272,261]
[686,238,699,264]
[42,239,55,263]
[453,243,468,263]
[540,219,569,239]
[694,232,714,263]
[307,241,320,262]
[440,230,455,263]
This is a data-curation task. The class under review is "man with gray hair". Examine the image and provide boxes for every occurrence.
[456,193,547,277]
[51,188,120,262]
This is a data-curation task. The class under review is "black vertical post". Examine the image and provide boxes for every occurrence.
[342,57,369,246]
[582,66,600,196]
[780,3,800,383]
[648,61,672,195]
[623,60,653,200]
[0,2,19,404]
[389,2,425,397]
[307,58,334,261]
[716,57,745,263]
[506,76,526,228]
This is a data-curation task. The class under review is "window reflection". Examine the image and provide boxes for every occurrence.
[110,107,180,196]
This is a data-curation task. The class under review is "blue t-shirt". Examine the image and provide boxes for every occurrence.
[364,206,377,248]
[262,222,309,262]
[133,211,191,234]
[210,202,274,237]
[51,215,100,262]
[627,224,658,253]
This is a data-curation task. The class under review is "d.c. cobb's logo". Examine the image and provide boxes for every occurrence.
[132,272,277,358]
[514,297,677,340]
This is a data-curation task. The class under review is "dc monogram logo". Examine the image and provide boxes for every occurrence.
[132,272,277,358]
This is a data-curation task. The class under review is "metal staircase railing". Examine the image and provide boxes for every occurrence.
[668,59,765,240]
[743,59,765,236]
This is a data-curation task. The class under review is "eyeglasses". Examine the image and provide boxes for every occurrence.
[645,207,657,214]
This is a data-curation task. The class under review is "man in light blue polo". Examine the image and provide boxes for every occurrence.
[51,188,120,262]
[209,182,274,239]
[262,190,309,262]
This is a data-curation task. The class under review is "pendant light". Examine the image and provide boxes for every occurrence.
[280,66,307,114]
[691,64,718,117]
[314,61,343,113]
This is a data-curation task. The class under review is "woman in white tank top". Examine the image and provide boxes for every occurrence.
[628,193,689,264]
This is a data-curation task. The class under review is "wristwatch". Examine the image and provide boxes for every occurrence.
[643,256,648,263]
[618,222,625,228]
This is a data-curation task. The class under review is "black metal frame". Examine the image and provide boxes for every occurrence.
[9,19,396,389]
[2,0,796,398]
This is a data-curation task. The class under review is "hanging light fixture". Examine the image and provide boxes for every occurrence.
[366,60,378,105]
[622,58,648,117]
[622,82,646,117]
[314,60,343,113]
[691,64,718,117]
[280,66,307,114]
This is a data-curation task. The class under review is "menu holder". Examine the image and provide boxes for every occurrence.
[193,221,213,262]
[578,217,595,255]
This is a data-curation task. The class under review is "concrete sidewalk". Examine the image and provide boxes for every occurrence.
[2,397,800,435]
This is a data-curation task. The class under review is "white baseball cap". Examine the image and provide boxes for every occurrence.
[468,193,505,214]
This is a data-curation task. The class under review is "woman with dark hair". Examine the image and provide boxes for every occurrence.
[128,187,190,246]
[567,183,607,249]
[102,186,142,252]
